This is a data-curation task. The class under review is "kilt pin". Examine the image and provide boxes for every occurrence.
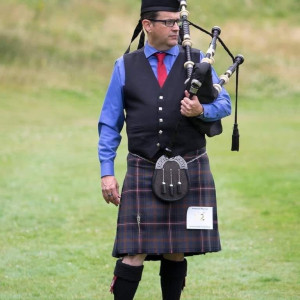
[112,149,221,260]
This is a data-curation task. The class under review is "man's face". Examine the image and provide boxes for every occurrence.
[145,11,180,51]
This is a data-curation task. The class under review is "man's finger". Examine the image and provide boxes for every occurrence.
[184,90,190,98]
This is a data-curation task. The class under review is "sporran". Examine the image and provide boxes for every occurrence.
[152,155,189,202]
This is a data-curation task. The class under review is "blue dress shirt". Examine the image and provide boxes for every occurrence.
[98,43,231,177]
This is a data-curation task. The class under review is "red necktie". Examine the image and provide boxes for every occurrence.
[155,52,167,87]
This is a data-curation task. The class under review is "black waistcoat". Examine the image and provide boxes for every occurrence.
[123,46,206,159]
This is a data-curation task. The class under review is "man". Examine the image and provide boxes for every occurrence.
[98,0,231,299]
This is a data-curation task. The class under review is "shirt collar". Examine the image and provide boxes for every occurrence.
[144,42,179,58]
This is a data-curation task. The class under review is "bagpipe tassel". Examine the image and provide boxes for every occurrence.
[231,123,239,151]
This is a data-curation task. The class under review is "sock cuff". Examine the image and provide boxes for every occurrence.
[114,259,144,282]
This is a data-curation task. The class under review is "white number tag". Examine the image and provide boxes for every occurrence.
[186,207,213,230]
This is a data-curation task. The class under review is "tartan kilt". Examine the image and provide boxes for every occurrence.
[112,148,221,260]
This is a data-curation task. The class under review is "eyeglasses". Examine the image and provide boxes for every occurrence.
[148,19,182,28]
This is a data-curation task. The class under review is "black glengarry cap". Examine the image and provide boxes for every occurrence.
[141,0,180,15]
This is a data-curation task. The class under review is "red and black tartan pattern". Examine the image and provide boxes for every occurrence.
[112,149,221,260]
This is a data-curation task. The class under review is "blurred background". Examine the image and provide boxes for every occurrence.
[0,0,299,299]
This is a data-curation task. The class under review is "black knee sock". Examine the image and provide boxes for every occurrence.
[160,258,187,300]
[110,259,144,300]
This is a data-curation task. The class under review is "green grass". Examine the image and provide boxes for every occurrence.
[0,0,299,299]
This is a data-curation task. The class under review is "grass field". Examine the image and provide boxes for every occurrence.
[0,0,299,299]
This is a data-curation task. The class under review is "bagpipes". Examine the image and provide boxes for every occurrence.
[179,0,244,151]
[125,0,244,151]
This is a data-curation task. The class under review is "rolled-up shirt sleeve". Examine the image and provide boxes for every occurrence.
[98,58,125,177]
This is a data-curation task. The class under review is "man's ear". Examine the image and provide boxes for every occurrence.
[142,19,152,33]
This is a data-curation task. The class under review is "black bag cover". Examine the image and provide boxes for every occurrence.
[185,62,223,137]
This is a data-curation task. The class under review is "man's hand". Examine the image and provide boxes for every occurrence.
[180,90,204,117]
[101,175,120,206]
